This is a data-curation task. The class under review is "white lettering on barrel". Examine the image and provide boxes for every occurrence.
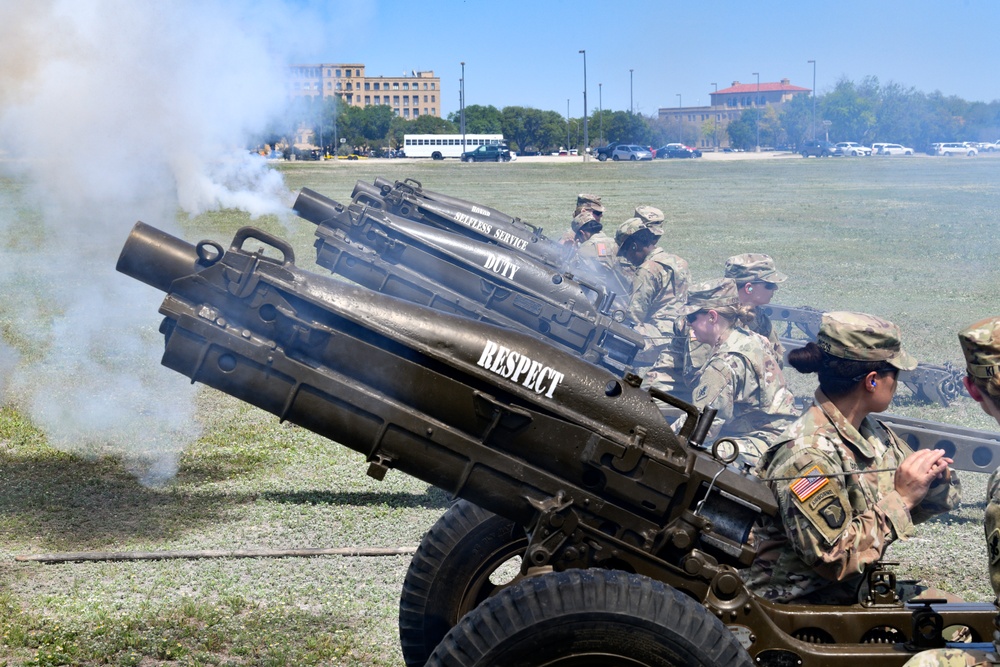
[475,339,566,399]
[483,252,521,281]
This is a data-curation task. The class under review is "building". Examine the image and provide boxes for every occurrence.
[657,78,810,149]
[288,63,441,120]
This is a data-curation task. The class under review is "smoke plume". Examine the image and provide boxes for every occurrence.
[0,0,323,484]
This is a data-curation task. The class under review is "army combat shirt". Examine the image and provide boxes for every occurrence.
[689,326,797,466]
[626,247,690,329]
[744,390,961,604]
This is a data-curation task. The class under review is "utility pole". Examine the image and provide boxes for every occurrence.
[753,72,760,152]
[711,83,718,150]
[460,61,466,153]
[629,69,634,114]
[808,60,817,140]
[580,50,588,160]
[566,98,570,151]
[599,83,603,145]
[676,93,682,143]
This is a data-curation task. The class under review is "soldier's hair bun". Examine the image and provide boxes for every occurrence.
[788,342,824,374]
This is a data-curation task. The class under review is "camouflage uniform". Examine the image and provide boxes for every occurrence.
[744,312,961,604]
[682,280,798,468]
[617,206,665,286]
[902,318,1000,667]
[615,218,690,393]
[561,194,605,245]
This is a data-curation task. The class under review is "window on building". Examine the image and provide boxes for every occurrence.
[431,95,436,102]
[364,82,370,90]
[391,82,398,90]
[403,82,409,90]
[414,109,419,117]
[431,83,435,89]
[326,69,331,77]
[335,69,341,77]
[403,108,409,118]
[423,95,428,102]
[373,82,379,90]
[355,69,360,77]
[336,82,342,90]
[364,95,370,104]
[374,95,380,104]
[346,82,352,90]
[393,95,399,105]
[424,83,428,90]
[403,95,409,105]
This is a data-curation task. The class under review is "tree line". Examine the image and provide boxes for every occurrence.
[261,76,1000,155]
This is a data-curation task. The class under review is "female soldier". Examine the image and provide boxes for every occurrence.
[903,317,1000,667]
[681,278,798,470]
[744,311,961,604]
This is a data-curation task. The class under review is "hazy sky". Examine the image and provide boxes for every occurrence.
[296,0,1000,117]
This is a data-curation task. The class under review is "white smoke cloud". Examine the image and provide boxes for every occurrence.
[0,0,331,484]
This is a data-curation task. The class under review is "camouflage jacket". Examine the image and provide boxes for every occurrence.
[748,308,785,367]
[683,307,784,384]
[576,230,618,273]
[626,247,690,329]
[743,390,962,604]
[689,327,798,453]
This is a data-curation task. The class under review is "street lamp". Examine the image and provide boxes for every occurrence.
[753,72,760,152]
[580,49,588,161]
[460,62,466,153]
[629,69,634,114]
[808,59,816,140]
[599,83,603,145]
[676,93,682,143]
[567,98,570,152]
[711,82,718,150]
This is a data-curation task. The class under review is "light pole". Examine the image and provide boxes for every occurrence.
[567,98,570,152]
[711,82,718,150]
[808,59,816,140]
[460,62,466,153]
[599,83,603,145]
[753,72,760,152]
[629,69,634,114]
[676,93,682,143]
[580,49,588,161]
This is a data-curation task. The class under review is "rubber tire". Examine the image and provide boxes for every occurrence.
[399,500,528,667]
[598,154,607,161]
[612,154,620,161]
[427,568,752,667]
[495,154,501,162]
[630,155,637,161]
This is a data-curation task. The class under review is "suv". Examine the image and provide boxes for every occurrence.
[461,144,512,162]
[656,143,703,158]
[834,142,872,156]
[611,145,653,161]
[935,142,978,156]
[800,140,837,157]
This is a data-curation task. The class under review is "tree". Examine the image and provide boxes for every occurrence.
[411,114,457,134]
[447,104,503,133]
[726,110,757,151]
[820,77,877,143]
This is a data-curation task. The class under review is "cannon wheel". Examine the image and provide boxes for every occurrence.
[399,500,528,667]
[426,568,752,667]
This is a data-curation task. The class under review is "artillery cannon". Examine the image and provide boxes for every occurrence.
[292,187,645,374]
[117,221,996,667]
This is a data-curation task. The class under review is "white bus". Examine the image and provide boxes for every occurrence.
[403,134,505,160]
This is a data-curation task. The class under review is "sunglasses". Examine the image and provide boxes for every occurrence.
[753,282,778,291]
[685,312,702,324]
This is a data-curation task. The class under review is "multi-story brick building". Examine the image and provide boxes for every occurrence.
[657,78,810,149]
[288,63,441,119]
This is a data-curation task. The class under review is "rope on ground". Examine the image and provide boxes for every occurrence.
[15,546,418,564]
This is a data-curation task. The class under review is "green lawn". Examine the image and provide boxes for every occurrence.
[2,156,999,665]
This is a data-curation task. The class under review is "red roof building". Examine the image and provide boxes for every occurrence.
[710,78,810,108]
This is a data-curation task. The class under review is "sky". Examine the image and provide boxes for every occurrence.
[298,0,1000,117]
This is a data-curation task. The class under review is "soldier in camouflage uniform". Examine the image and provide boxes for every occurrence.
[902,317,1000,667]
[561,193,605,245]
[615,217,691,394]
[725,253,787,364]
[681,278,798,469]
[744,311,961,604]
[617,206,664,286]
[571,210,617,270]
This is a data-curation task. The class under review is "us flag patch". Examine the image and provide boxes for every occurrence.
[790,465,829,502]
[595,242,609,257]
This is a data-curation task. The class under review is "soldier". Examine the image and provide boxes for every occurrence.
[572,210,617,272]
[681,278,798,469]
[902,317,1000,667]
[561,193,605,245]
[615,217,690,394]
[744,311,961,604]
[617,206,664,285]
[724,253,788,364]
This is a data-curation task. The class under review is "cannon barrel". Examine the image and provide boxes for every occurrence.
[116,221,213,292]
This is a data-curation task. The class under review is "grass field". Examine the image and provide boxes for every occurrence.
[2,156,1000,666]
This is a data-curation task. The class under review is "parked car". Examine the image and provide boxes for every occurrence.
[655,143,703,159]
[800,140,838,157]
[935,142,978,156]
[594,142,625,161]
[834,142,872,156]
[875,143,914,156]
[461,144,512,162]
[611,145,653,161]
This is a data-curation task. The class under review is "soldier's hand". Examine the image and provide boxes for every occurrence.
[894,449,953,511]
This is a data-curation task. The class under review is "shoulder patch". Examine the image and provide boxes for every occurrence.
[790,465,829,502]
[989,528,1000,567]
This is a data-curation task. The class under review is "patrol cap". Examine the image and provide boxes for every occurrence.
[683,278,740,315]
[633,205,664,224]
[817,311,917,370]
[577,193,602,207]
[571,210,602,234]
[614,217,662,250]
[958,317,1000,380]
[724,253,788,285]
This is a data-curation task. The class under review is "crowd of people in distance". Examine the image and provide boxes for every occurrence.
[560,194,1000,659]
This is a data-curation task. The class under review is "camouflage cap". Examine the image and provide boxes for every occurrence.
[633,205,664,224]
[576,193,602,207]
[817,311,917,370]
[614,217,663,249]
[724,253,788,284]
[576,201,605,215]
[571,209,602,233]
[958,317,1000,380]
[683,278,740,315]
